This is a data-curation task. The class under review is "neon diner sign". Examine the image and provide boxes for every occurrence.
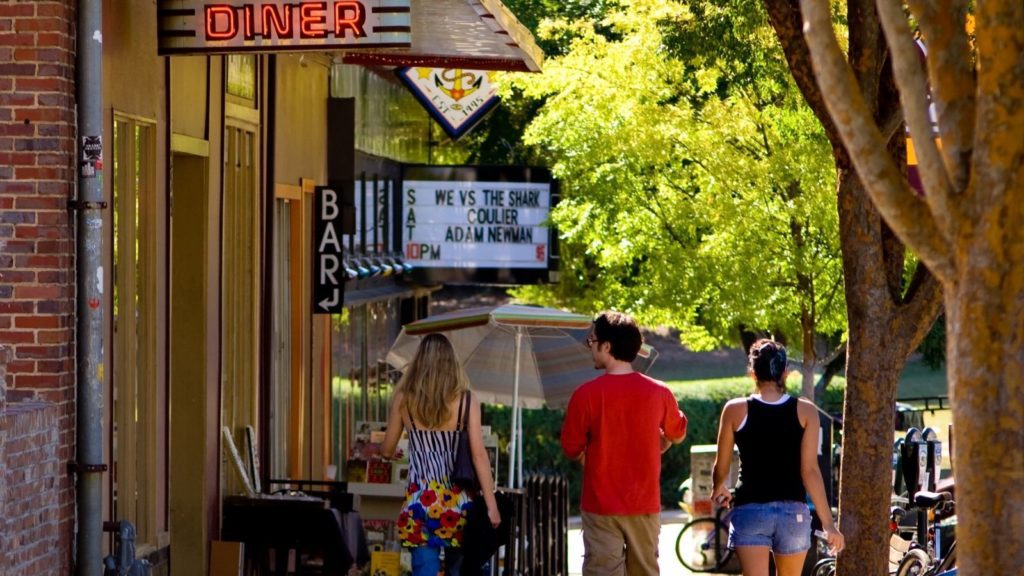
[157,0,411,54]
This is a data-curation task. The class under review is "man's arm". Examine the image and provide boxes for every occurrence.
[560,394,587,462]
[661,389,688,452]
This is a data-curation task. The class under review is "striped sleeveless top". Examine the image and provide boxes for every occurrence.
[405,392,467,486]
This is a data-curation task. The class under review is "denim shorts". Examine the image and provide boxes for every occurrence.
[728,501,812,555]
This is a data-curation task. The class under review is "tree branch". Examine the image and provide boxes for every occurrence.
[969,0,1024,212]
[894,262,944,357]
[875,0,956,243]
[798,0,956,283]
[763,0,846,162]
[906,0,976,193]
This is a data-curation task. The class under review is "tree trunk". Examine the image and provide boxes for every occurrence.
[946,259,1024,572]
[800,299,817,400]
[833,170,943,575]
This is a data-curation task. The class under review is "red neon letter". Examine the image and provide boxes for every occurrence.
[242,4,255,40]
[205,5,238,40]
[261,4,293,38]
[334,2,366,38]
[300,2,328,38]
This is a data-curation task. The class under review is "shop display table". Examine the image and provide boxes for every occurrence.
[222,493,355,575]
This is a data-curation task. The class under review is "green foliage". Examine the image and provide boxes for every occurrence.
[483,376,846,513]
[916,314,946,370]
[500,0,845,364]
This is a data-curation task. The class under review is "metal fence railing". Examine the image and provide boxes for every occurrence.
[498,473,569,576]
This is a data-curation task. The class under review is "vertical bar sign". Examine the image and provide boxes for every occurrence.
[314,185,345,314]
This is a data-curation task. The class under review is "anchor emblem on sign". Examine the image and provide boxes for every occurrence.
[435,69,483,109]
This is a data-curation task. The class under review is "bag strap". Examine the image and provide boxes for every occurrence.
[458,391,471,431]
[405,404,417,431]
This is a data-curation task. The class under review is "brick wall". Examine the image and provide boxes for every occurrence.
[0,1,78,574]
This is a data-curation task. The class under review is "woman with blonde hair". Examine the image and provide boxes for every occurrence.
[382,333,501,576]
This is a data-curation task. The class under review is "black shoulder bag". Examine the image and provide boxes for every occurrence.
[451,391,479,492]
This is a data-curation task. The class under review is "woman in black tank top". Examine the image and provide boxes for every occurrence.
[709,339,844,576]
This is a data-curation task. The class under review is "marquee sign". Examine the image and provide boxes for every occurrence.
[157,0,411,55]
[399,166,554,285]
[397,67,500,141]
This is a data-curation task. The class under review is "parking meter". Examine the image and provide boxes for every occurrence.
[922,427,942,492]
[900,428,927,500]
[892,439,905,495]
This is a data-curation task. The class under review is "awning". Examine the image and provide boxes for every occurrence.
[342,283,415,308]
[341,0,543,72]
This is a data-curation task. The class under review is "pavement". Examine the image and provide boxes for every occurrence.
[566,510,695,575]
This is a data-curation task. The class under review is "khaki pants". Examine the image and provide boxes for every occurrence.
[581,511,661,576]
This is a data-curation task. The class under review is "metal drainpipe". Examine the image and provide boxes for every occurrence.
[75,0,105,575]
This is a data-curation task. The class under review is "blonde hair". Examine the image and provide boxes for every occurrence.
[398,333,470,428]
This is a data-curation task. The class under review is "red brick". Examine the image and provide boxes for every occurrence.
[16,345,66,360]
[1,269,36,282]
[15,19,63,33]
[36,358,73,373]
[0,33,36,46]
[14,107,62,123]
[36,330,68,344]
[0,152,36,166]
[0,4,35,17]
[35,211,69,226]
[14,285,63,299]
[14,316,63,329]
[15,225,64,240]
[1,238,34,253]
[1,181,36,194]
[15,77,65,92]
[0,315,10,328]
[0,301,34,314]
[35,270,68,283]
[3,360,34,375]
[14,373,62,385]
[0,330,35,343]
[0,62,37,76]
[36,4,71,18]
[0,123,36,136]
[0,93,36,107]
[36,152,69,167]
[14,166,66,180]
[17,254,62,268]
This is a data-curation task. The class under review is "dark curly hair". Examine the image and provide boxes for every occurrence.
[748,339,788,389]
[592,311,643,362]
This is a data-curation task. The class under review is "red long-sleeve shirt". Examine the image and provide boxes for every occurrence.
[561,372,687,515]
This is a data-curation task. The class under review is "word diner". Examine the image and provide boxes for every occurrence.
[205,1,367,41]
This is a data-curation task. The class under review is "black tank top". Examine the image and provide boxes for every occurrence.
[733,395,807,505]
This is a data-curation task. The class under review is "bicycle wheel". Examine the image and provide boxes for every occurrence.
[675,517,731,572]
[896,548,932,576]
[812,557,836,576]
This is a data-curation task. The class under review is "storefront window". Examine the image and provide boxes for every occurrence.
[330,63,431,164]
[330,297,405,480]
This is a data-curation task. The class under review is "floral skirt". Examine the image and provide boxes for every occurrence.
[397,479,472,547]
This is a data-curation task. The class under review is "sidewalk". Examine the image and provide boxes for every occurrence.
[566,510,694,575]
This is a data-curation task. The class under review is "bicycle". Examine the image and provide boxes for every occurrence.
[894,490,957,576]
[674,503,740,573]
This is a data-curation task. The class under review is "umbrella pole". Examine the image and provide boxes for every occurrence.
[508,328,523,488]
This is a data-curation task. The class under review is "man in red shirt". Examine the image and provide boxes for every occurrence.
[561,311,688,576]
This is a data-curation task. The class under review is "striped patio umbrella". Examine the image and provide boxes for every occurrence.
[386,304,657,487]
